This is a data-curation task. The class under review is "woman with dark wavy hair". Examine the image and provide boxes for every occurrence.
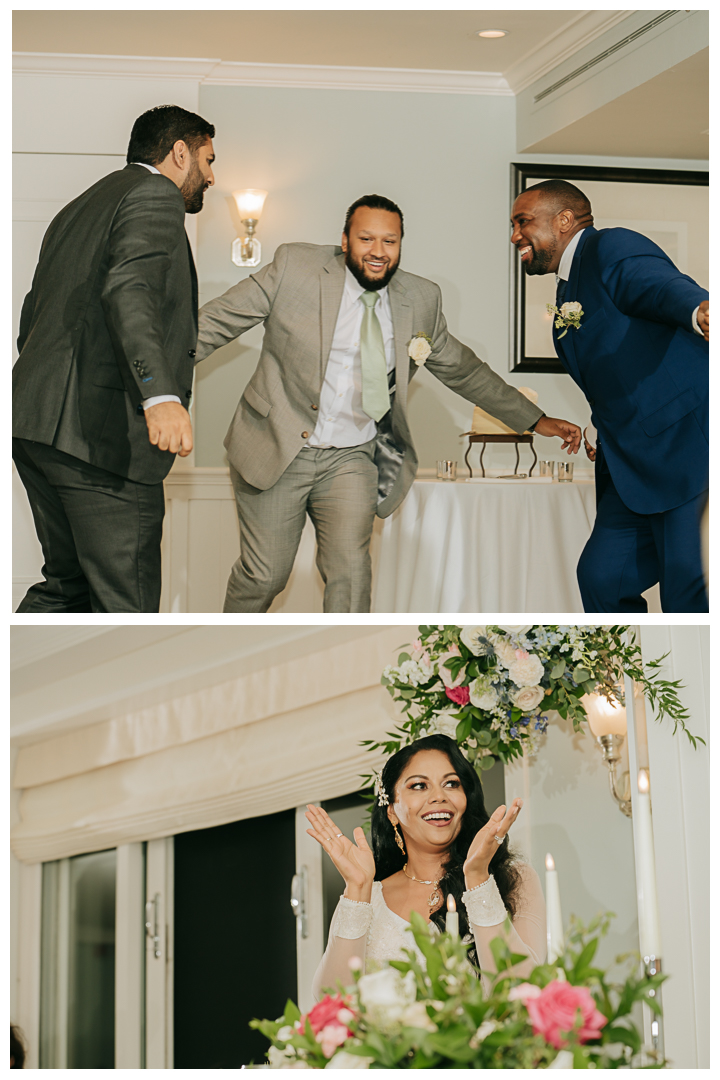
[307,735,546,999]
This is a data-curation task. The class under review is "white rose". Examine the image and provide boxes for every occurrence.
[560,301,582,318]
[508,652,544,687]
[408,336,432,364]
[488,634,517,669]
[427,710,461,739]
[401,1000,438,1032]
[469,679,498,711]
[497,625,533,635]
[511,684,545,711]
[326,1050,373,1069]
[358,969,416,1032]
[460,625,489,655]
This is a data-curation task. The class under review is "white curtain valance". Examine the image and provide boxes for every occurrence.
[11,629,407,863]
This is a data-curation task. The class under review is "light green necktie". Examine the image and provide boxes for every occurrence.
[359,291,391,422]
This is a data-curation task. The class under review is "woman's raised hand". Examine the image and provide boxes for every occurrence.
[305,804,375,903]
[463,798,523,888]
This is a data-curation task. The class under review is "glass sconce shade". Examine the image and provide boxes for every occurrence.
[583,692,627,737]
[232,188,268,221]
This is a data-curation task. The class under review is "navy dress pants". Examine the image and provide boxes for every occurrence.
[577,449,708,613]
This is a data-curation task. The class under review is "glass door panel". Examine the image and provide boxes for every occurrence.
[40,849,117,1068]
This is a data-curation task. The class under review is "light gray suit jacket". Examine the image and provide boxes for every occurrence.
[196,243,543,518]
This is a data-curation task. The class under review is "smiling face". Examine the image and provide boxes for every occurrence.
[342,205,402,291]
[510,190,573,276]
[388,749,467,853]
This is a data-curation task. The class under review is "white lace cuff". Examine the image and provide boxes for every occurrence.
[334,896,373,939]
[462,875,507,927]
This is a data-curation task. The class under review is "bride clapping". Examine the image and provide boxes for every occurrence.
[306,734,546,1000]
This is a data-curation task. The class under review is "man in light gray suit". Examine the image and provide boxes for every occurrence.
[197,194,581,612]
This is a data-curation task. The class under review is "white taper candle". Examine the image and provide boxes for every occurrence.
[545,853,564,963]
[446,893,459,938]
[635,768,662,959]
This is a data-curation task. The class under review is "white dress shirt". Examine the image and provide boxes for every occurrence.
[307,266,395,448]
[129,161,183,410]
[556,227,702,334]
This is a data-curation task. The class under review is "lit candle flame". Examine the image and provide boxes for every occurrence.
[638,768,650,795]
[447,893,456,912]
[546,853,555,871]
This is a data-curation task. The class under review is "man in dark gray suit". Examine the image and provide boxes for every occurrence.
[13,105,215,612]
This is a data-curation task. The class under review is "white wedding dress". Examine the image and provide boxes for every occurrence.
[312,863,547,1001]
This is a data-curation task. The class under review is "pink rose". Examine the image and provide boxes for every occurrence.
[508,982,542,1003]
[446,685,470,706]
[438,646,466,688]
[318,1022,351,1058]
[305,994,354,1037]
[525,980,607,1049]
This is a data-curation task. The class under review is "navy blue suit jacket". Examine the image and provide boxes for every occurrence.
[552,227,708,515]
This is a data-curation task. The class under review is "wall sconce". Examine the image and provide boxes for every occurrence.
[231,188,268,267]
[583,693,632,817]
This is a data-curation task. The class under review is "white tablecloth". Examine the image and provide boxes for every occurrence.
[270,477,596,613]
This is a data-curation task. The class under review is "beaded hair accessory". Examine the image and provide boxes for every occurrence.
[375,776,389,806]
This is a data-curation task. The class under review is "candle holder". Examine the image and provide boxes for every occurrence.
[643,955,664,1060]
[596,734,632,817]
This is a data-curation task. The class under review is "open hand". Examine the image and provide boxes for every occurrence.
[463,799,522,887]
[144,401,193,456]
[533,416,581,454]
[306,804,375,902]
[697,300,709,342]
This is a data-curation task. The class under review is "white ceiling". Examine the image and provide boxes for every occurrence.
[13,9,628,90]
[10,624,415,745]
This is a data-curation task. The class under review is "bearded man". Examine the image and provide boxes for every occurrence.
[13,105,215,612]
[196,193,581,613]
[511,178,709,613]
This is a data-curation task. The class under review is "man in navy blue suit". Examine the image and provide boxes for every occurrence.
[511,179,709,613]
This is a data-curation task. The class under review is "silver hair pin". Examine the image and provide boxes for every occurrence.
[376,777,389,806]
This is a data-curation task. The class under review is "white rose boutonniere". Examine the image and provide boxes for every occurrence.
[546,300,583,339]
[408,332,433,365]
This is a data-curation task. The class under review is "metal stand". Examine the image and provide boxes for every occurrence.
[644,955,664,1061]
[462,433,537,478]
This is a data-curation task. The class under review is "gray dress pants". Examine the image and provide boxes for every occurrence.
[225,441,378,613]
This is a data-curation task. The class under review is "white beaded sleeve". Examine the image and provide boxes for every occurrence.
[334,896,373,938]
[462,875,507,926]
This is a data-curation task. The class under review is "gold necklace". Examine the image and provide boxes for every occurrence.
[403,863,445,910]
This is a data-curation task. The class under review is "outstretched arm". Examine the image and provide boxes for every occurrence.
[195,243,291,361]
[602,252,708,337]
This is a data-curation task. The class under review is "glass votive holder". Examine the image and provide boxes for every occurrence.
[538,460,555,477]
[437,460,457,481]
[557,462,574,483]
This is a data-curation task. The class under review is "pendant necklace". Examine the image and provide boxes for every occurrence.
[403,863,445,910]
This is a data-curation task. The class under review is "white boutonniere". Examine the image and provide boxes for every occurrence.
[546,300,584,339]
[408,332,433,365]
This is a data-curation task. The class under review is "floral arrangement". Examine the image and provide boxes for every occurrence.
[370,625,701,775]
[546,300,584,338]
[407,332,433,366]
[251,912,666,1068]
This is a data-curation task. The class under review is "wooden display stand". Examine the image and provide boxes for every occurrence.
[463,433,538,478]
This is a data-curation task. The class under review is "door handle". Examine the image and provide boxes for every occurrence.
[290,867,308,939]
[145,893,162,958]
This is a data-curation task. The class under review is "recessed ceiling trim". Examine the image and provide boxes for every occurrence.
[10,626,118,670]
[534,10,681,103]
[12,51,512,96]
[506,10,632,93]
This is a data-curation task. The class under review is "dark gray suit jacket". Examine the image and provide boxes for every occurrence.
[13,164,198,484]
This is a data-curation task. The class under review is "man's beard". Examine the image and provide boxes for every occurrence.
[522,238,557,276]
[181,158,208,214]
[345,249,400,291]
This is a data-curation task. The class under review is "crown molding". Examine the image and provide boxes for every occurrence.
[505,10,634,94]
[12,51,511,95]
